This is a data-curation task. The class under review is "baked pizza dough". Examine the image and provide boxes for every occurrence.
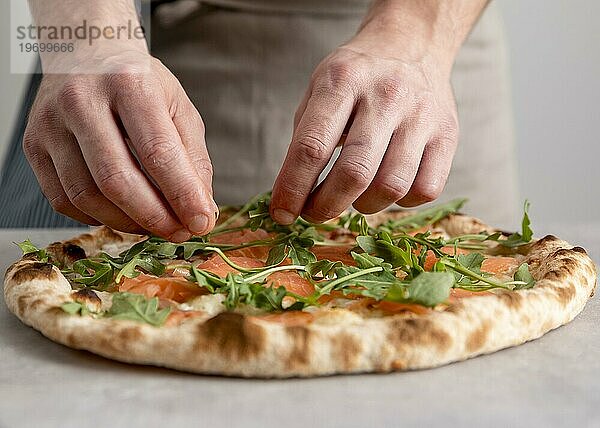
[4,211,597,378]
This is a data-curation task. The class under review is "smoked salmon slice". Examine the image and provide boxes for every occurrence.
[481,256,519,275]
[423,246,471,271]
[209,229,273,260]
[118,274,207,303]
[196,255,264,277]
[312,245,357,265]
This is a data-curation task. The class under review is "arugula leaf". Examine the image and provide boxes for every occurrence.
[106,292,171,326]
[266,243,288,266]
[61,301,89,316]
[189,265,226,293]
[222,274,287,311]
[16,240,49,262]
[212,191,272,233]
[386,271,454,308]
[71,259,114,288]
[248,198,271,230]
[513,263,535,289]
[357,236,416,271]
[381,198,467,232]
[115,254,165,283]
[288,239,317,266]
[453,253,485,286]
[498,200,533,248]
[305,259,343,279]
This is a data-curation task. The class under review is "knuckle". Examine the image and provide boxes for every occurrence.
[57,80,89,115]
[374,173,411,201]
[438,115,459,142]
[375,77,407,107]
[168,180,200,204]
[195,158,213,178]
[48,193,73,216]
[65,181,96,208]
[138,209,170,232]
[138,135,180,171]
[307,205,341,222]
[22,129,40,159]
[337,154,373,188]
[94,164,133,200]
[413,181,443,202]
[276,181,306,201]
[107,71,153,99]
[292,134,330,164]
[314,60,358,95]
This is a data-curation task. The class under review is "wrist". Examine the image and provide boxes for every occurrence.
[354,0,486,75]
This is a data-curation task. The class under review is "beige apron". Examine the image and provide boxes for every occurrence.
[151,0,519,227]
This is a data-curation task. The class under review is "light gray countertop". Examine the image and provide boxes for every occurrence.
[1,226,599,428]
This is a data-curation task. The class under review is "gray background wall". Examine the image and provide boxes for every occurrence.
[0,1,598,226]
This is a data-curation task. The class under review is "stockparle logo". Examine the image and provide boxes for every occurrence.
[10,0,152,74]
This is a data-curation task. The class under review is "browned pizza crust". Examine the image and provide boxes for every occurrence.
[3,213,597,378]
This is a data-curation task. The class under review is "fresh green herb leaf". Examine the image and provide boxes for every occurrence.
[106,292,171,326]
[386,271,454,307]
[115,253,165,283]
[381,198,467,232]
[189,265,225,293]
[305,259,343,279]
[222,274,288,311]
[452,253,485,285]
[61,301,87,316]
[513,263,535,289]
[497,200,533,248]
[16,240,49,262]
[266,243,288,266]
[71,259,114,288]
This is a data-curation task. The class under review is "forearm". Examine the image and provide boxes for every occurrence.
[27,0,148,72]
[354,0,489,72]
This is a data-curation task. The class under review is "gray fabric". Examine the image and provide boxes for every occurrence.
[152,1,519,226]
[0,1,518,228]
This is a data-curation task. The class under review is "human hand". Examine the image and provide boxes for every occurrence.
[24,52,217,242]
[270,3,463,224]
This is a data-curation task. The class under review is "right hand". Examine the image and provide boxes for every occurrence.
[24,52,217,242]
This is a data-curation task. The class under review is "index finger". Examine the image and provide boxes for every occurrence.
[270,88,354,224]
[113,79,216,236]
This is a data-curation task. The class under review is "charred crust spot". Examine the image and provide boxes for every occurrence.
[15,294,46,316]
[285,326,312,369]
[386,318,451,353]
[47,242,86,266]
[444,303,464,314]
[17,295,29,315]
[466,321,491,353]
[12,262,57,283]
[497,291,523,310]
[72,289,101,310]
[331,333,361,371]
[549,283,576,307]
[391,359,407,370]
[571,246,587,254]
[552,248,577,259]
[195,312,266,361]
[96,227,125,243]
[539,235,560,244]
[63,243,86,261]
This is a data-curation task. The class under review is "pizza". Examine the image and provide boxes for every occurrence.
[4,193,597,378]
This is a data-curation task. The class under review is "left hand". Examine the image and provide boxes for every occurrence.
[270,22,459,224]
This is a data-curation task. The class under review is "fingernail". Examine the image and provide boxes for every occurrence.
[170,229,191,243]
[189,214,210,234]
[272,208,296,225]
